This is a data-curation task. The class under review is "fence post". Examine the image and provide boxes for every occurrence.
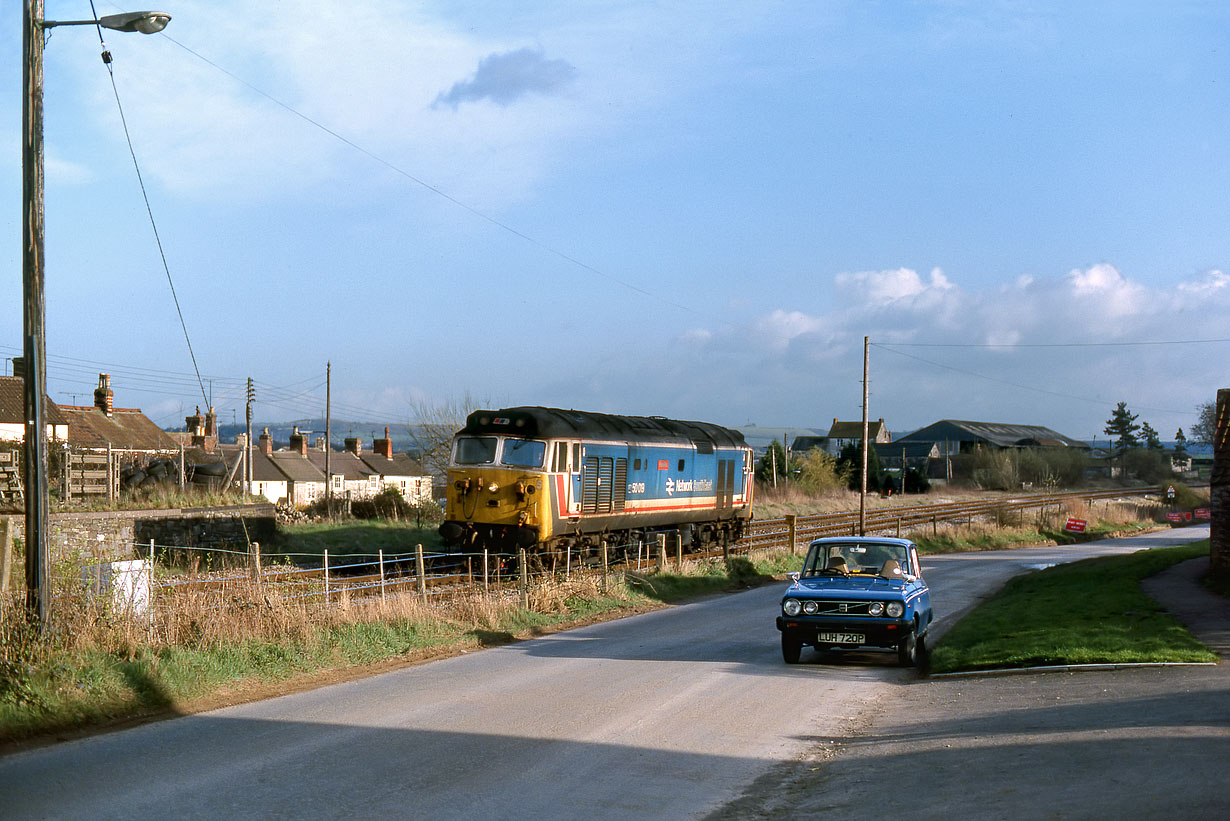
[786,514,796,555]
[722,529,730,566]
[416,543,427,605]
[675,532,683,569]
[601,539,608,593]
[250,540,262,585]
[519,548,529,609]
[637,539,643,570]
[379,549,386,603]
[324,549,330,604]
[483,548,489,594]
[0,516,11,596]
[896,517,902,537]
[565,541,571,581]
[657,534,666,570]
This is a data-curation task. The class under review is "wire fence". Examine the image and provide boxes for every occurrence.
[0,485,1169,631]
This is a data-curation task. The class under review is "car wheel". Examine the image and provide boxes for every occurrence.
[897,630,918,667]
[782,632,803,664]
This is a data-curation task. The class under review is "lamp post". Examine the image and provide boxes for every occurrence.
[21,3,170,625]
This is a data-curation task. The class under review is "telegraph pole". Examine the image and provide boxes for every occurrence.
[860,336,869,536]
[325,362,332,517]
[245,378,254,495]
[22,0,50,624]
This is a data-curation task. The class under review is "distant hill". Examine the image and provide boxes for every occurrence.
[166,418,428,456]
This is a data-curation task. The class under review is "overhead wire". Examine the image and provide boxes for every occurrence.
[87,1,210,411]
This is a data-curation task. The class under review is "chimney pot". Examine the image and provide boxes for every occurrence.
[94,373,114,416]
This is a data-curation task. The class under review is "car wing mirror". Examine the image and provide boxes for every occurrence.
[788,571,800,582]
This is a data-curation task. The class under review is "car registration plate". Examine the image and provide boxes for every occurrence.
[819,632,864,644]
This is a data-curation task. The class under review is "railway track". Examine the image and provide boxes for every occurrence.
[157,486,1167,603]
[739,486,1163,551]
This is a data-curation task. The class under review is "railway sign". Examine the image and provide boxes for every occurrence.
[1064,517,1087,533]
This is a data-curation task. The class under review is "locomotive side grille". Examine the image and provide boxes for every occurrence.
[613,458,627,511]
[597,457,614,513]
[581,457,599,514]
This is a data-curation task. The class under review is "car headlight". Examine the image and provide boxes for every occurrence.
[867,601,885,617]
[802,600,819,615]
[885,601,905,618]
[783,598,801,616]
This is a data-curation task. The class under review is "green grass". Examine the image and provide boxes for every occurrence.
[272,521,444,565]
[930,540,1219,673]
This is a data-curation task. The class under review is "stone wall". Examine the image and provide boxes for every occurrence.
[4,504,277,566]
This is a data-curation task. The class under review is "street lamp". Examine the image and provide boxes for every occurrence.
[21,3,170,624]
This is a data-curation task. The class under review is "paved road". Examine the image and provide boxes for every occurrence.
[0,526,1213,819]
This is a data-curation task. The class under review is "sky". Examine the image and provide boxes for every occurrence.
[1,0,1227,443]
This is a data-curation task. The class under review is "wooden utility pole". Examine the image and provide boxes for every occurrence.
[859,336,869,536]
[22,0,50,625]
[325,362,332,517]
[245,378,254,495]
[1211,388,1229,576]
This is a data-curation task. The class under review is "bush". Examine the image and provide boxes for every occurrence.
[793,449,850,494]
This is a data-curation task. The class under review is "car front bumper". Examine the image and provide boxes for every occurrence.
[777,615,913,649]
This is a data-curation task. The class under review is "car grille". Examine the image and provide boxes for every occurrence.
[812,600,873,616]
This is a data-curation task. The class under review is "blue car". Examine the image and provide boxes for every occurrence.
[776,536,933,666]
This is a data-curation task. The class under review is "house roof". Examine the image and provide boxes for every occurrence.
[828,419,887,440]
[270,452,326,482]
[873,441,939,459]
[897,420,1088,449]
[59,405,180,451]
[358,452,426,477]
[307,450,374,481]
[0,376,68,426]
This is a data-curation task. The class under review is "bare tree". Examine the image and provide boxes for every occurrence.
[407,392,497,479]
[1190,400,1217,446]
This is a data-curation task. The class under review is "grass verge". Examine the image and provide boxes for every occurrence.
[929,540,1219,673]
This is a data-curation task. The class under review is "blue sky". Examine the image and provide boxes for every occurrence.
[2,0,1227,441]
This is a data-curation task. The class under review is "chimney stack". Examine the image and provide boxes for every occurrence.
[345,437,362,456]
[11,357,24,379]
[94,373,114,416]
[259,427,273,456]
[374,426,393,459]
[289,426,308,456]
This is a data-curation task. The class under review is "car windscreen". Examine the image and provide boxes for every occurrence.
[499,438,546,468]
[804,543,910,576]
[454,436,497,465]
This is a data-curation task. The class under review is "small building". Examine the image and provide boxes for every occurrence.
[896,420,1088,457]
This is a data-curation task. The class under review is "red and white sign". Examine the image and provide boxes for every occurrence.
[1064,518,1087,533]
[1166,512,1192,524]
[657,460,670,470]
[1195,508,1211,520]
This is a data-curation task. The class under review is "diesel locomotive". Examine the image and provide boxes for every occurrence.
[437,407,754,560]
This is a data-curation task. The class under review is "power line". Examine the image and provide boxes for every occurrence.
[159,33,695,315]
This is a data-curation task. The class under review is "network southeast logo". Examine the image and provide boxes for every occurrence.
[664,477,714,496]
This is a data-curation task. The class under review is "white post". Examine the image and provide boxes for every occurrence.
[379,549,385,603]
[323,549,330,604]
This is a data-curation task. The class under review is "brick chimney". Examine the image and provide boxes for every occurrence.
[94,373,114,416]
[289,426,308,456]
[11,357,24,378]
[345,437,362,456]
[374,426,393,459]
[259,427,273,456]
[187,407,205,436]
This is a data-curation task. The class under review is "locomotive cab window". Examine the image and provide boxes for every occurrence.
[552,442,569,472]
[500,438,547,468]
[455,436,497,465]
[678,459,686,471]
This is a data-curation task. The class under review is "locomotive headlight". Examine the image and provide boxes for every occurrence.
[867,601,885,617]
[783,598,802,616]
[885,601,905,618]
[802,600,819,615]
[487,482,500,493]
